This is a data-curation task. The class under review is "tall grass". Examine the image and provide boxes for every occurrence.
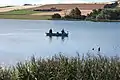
[0,53,120,80]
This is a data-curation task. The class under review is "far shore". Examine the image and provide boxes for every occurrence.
[0,16,120,22]
[0,3,120,22]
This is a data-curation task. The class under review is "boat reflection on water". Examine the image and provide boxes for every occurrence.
[48,36,52,43]
[48,36,68,43]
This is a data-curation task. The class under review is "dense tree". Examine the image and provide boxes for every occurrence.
[87,8,120,20]
[64,15,71,19]
[69,9,76,18]
[104,1,118,8]
[74,7,81,16]
[96,13,110,20]
[52,13,61,19]
[95,9,120,20]
[69,7,81,19]
[86,9,102,20]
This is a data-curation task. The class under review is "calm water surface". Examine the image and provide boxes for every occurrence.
[0,19,120,65]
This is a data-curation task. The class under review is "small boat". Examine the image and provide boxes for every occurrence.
[46,32,68,37]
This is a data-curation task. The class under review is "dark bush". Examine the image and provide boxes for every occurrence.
[69,7,81,19]
[64,15,72,19]
[104,1,118,8]
[87,8,120,20]
[80,15,87,20]
[52,13,61,19]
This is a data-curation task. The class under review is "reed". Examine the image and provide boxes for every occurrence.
[0,53,120,80]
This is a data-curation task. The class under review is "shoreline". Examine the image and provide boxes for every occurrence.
[0,16,120,22]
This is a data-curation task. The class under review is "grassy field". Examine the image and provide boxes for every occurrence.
[0,9,40,15]
[0,53,120,80]
[0,9,51,20]
[0,15,51,20]
[0,6,14,8]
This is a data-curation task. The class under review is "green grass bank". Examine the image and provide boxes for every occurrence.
[0,15,51,20]
[0,9,51,20]
[0,9,39,15]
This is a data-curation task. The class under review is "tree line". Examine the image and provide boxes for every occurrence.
[52,2,120,21]
[52,7,86,20]
[86,8,120,21]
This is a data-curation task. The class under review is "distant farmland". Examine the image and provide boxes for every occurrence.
[32,3,106,16]
[0,3,108,19]
[35,3,106,10]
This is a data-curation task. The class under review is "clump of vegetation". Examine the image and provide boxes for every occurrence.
[0,53,120,80]
[52,13,61,19]
[86,8,120,21]
[86,1,120,21]
[51,7,86,20]
[86,9,102,19]
[68,7,81,19]
[96,9,120,20]
[58,1,120,21]
[104,1,119,8]
[64,7,86,20]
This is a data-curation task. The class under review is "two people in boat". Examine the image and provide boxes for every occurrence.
[49,29,66,34]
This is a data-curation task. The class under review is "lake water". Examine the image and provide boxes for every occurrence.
[0,19,120,65]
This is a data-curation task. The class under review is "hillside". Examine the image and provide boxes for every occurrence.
[35,3,106,10]
[0,5,40,12]
[0,3,109,19]
[32,3,106,16]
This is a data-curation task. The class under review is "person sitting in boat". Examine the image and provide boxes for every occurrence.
[61,29,65,34]
[49,29,52,34]
[57,32,59,34]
